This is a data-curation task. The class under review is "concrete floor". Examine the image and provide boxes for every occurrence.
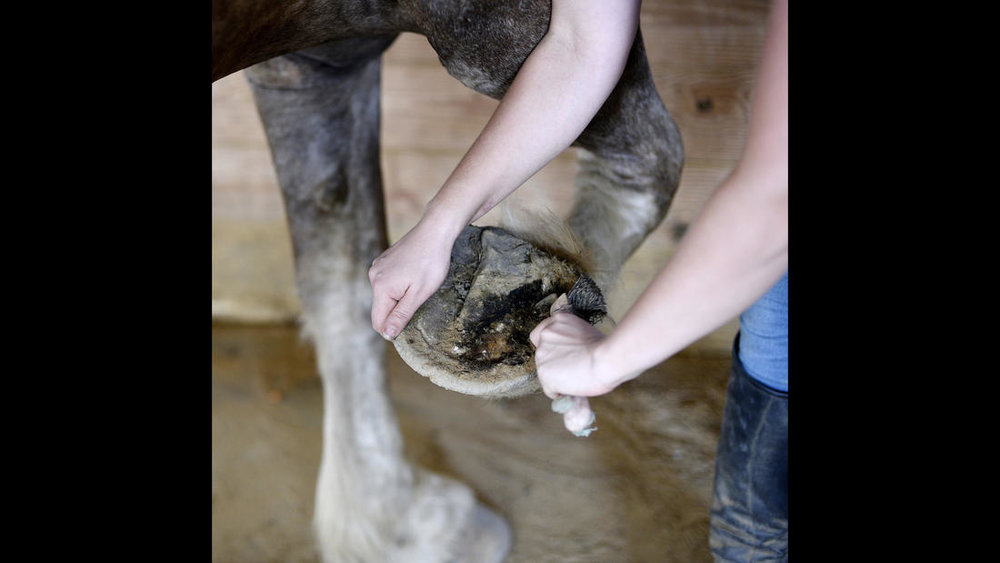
[212,322,733,562]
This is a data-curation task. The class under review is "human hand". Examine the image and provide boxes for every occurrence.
[530,308,616,399]
[531,295,623,437]
[369,219,456,340]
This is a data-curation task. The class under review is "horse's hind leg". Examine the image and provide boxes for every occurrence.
[245,39,510,563]
[570,30,685,293]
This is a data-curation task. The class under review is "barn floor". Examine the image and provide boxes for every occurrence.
[212,322,733,562]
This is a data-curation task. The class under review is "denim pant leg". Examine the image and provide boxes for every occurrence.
[709,335,788,562]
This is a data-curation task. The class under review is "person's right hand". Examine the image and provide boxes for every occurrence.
[369,218,456,341]
[530,310,618,399]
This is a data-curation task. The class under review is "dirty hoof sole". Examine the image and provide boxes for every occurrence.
[395,225,605,399]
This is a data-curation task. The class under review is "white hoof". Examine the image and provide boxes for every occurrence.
[389,471,511,563]
[444,504,511,563]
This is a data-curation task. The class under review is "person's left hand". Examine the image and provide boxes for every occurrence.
[369,218,455,340]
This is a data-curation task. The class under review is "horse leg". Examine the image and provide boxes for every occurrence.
[569,30,685,293]
[245,40,510,563]
[411,2,683,294]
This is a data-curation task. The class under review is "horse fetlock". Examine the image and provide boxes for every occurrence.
[314,468,510,563]
[392,470,510,563]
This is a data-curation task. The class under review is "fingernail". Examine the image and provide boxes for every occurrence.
[383,326,398,340]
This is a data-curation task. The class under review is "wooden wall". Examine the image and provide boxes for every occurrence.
[211,0,771,354]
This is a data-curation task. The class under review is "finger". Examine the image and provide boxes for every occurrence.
[549,293,570,315]
[371,292,399,337]
[529,316,557,347]
[530,318,577,349]
[533,345,553,365]
[539,384,560,400]
[371,274,402,335]
[532,311,579,342]
[382,289,420,340]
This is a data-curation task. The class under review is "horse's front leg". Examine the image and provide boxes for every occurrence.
[569,30,685,294]
[245,40,510,563]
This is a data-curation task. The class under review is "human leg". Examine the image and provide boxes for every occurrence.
[709,275,788,561]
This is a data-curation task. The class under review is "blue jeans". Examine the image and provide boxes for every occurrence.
[709,274,788,561]
[737,273,788,392]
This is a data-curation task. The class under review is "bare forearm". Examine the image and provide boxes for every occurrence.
[594,0,788,386]
[423,0,640,237]
[370,1,641,340]
[596,171,787,384]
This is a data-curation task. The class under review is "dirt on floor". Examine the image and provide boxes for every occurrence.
[212,322,732,562]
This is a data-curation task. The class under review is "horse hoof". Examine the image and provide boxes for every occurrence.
[394,225,605,399]
[445,504,512,563]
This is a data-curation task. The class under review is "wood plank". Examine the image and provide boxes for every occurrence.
[212,70,270,149]
[211,0,769,351]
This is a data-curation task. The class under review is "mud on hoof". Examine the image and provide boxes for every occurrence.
[394,225,606,399]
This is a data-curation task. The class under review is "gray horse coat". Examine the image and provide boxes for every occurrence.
[212,1,683,560]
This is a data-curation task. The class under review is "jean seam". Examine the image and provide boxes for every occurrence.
[746,392,773,562]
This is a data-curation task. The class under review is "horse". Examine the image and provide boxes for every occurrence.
[212,1,683,560]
